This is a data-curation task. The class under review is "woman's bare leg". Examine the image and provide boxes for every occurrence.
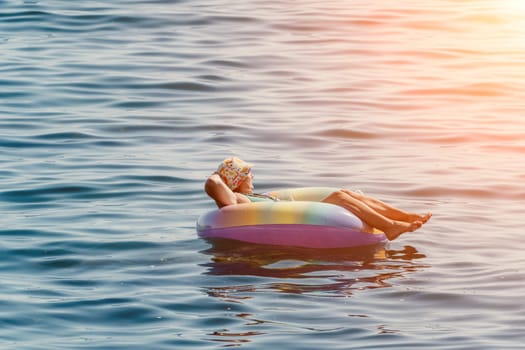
[322,191,423,240]
[340,190,431,223]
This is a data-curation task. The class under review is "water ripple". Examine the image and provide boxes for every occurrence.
[2,0,525,349]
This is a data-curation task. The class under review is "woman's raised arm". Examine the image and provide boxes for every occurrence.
[205,174,238,208]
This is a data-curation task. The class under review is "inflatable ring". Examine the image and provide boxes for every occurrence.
[197,188,387,248]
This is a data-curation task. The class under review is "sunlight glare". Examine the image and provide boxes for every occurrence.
[503,0,525,11]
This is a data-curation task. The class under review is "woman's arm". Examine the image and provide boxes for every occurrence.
[205,174,249,208]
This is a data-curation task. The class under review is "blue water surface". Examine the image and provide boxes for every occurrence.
[2,0,525,349]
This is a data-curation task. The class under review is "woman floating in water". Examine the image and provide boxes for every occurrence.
[205,157,431,241]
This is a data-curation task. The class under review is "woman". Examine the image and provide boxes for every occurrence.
[205,157,431,241]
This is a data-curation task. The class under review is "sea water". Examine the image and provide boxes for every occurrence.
[1,0,525,348]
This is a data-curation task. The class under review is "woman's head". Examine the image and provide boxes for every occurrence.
[216,157,253,192]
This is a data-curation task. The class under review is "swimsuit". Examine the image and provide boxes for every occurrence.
[243,193,278,202]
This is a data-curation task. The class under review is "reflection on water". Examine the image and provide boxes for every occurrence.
[200,240,428,346]
[201,239,427,296]
[204,313,269,347]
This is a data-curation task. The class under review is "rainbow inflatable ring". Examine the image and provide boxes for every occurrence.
[197,187,387,248]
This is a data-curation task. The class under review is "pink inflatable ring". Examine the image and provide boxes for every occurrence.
[197,188,387,249]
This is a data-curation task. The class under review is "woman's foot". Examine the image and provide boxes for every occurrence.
[384,220,423,241]
[406,212,432,224]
